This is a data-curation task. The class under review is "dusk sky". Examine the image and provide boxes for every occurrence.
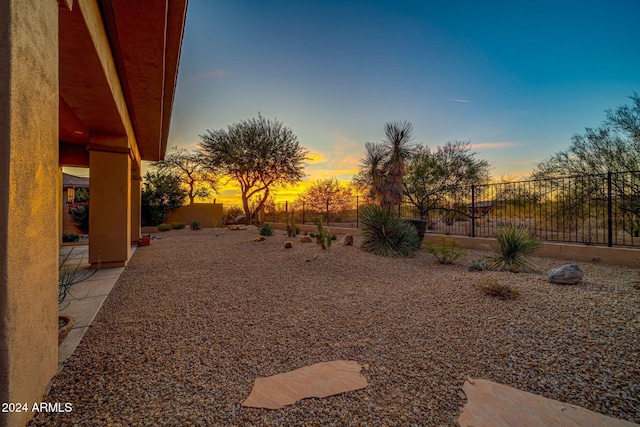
[164,1,639,203]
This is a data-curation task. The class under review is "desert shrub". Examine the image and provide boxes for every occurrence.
[62,233,79,243]
[359,204,420,257]
[468,258,488,271]
[158,224,172,232]
[424,237,465,264]
[478,280,520,300]
[59,247,98,307]
[309,232,316,238]
[171,222,186,229]
[406,219,427,242]
[490,224,540,272]
[259,223,274,236]
[284,240,293,248]
[191,221,201,230]
[68,204,89,234]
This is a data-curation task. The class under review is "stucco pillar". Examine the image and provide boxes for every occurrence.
[0,1,59,426]
[89,145,131,268]
[131,167,142,244]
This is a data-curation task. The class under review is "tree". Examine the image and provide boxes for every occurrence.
[151,146,217,205]
[532,93,640,237]
[354,121,415,211]
[403,140,490,218]
[141,172,188,226]
[533,92,640,177]
[198,115,308,221]
[296,177,355,223]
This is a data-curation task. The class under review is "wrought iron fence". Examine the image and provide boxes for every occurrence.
[260,171,640,247]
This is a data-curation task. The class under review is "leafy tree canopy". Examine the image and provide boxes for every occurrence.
[403,140,490,217]
[198,114,308,220]
[533,92,640,178]
[151,146,218,205]
[296,177,355,221]
[141,172,188,226]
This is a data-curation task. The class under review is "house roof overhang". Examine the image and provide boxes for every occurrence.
[59,0,187,165]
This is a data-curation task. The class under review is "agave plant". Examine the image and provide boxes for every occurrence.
[359,204,420,257]
[490,224,540,272]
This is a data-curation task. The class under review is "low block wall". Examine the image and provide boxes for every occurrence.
[423,234,640,268]
[165,203,223,228]
[271,223,639,267]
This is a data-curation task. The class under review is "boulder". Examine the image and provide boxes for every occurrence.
[300,236,312,243]
[340,234,354,246]
[547,264,584,285]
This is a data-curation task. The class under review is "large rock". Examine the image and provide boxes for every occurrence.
[547,264,584,284]
[340,234,354,246]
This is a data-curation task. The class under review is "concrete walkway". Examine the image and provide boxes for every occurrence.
[58,244,134,372]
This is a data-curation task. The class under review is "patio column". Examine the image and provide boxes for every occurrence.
[0,1,59,426]
[89,140,131,268]
[131,167,142,244]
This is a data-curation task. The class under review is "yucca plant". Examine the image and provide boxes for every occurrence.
[259,222,274,236]
[359,204,420,257]
[490,224,540,272]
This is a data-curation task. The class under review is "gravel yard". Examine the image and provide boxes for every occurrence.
[32,228,640,426]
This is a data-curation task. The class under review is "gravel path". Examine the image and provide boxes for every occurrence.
[32,228,640,426]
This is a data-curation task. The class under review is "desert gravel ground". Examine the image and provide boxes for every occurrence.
[31,228,640,426]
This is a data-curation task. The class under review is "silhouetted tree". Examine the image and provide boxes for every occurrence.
[151,146,217,205]
[296,177,355,223]
[533,92,640,177]
[198,115,308,221]
[141,172,188,226]
[403,140,490,217]
[354,121,415,211]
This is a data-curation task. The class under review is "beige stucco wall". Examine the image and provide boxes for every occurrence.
[0,1,59,426]
[165,203,224,228]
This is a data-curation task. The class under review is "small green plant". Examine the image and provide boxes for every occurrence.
[424,237,466,264]
[359,204,420,257]
[468,258,488,271]
[309,232,316,238]
[59,247,99,309]
[171,222,186,229]
[490,224,540,272]
[68,204,89,233]
[191,221,201,230]
[314,216,332,250]
[158,224,172,232]
[62,233,79,243]
[259,222,274,236]
[478,280,520,300]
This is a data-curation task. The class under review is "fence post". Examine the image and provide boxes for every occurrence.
[356,196,359,229]
[471,184,476,238]
[607,171,613,247]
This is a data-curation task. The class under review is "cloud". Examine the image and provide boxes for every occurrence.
[471,141,518,149]
[449,98,471,103]
[187,70,228,83]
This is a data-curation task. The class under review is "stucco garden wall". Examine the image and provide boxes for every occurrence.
[165,203,224,228]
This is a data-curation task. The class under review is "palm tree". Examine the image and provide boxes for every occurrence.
[380,121,414,211]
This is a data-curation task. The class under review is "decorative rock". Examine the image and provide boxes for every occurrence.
[340,234,354,246]
[547,264,584,284]
[242,361,368,409]
[254,236,266,242]
[300,236,312,243]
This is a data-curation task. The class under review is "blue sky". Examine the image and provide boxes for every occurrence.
[165,0,640,201]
